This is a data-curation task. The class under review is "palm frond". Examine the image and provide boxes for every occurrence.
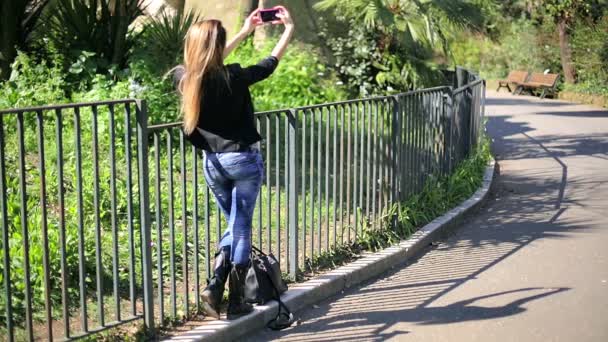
[425,0,484,31]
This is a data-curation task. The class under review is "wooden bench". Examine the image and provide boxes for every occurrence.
[497,70,528,93]
[515,73,559,99]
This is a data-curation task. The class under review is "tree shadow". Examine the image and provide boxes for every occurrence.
[535,110,608,118]
[485,96,575,108]
[241,93,597,342]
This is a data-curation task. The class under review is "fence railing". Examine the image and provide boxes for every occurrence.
[0,73,485,341]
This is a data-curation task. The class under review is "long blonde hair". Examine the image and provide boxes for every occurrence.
[180,20,227,135]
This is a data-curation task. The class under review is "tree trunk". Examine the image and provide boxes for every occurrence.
[242,0,258,18]
[0,0,20,80]
[557,18,577,84]
[253,0,267,50]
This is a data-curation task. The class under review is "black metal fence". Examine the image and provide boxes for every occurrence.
[0,74,485,340]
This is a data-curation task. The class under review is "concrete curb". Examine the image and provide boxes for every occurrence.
[166,160,497,342]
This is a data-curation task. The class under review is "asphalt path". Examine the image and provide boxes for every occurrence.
[245,91,608,342]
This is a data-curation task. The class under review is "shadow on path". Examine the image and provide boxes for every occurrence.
[244,93,599,342]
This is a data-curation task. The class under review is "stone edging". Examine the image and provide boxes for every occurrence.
[165,160,497,342]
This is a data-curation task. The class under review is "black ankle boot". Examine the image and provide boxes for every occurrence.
[201,247,231,319]
[227,264,253,320]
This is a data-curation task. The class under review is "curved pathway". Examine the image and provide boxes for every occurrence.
[246,90,608,342]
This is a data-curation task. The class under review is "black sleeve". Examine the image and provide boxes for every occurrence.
[240,56,279,86]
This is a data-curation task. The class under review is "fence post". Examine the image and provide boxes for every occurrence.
[466,85,474,157]
[391,96,401,204]
[443,89,454,174]
[287,109,299,280]
[136,100,155,333]
[0,115,14,342]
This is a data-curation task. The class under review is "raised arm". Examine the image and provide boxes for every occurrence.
[271,7,295,61]
[223,9,262,59]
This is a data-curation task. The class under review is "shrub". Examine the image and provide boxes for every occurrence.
[225,40,346,110]
[136,7,202,74]
[0,52,68,109]
[45,0,146,72]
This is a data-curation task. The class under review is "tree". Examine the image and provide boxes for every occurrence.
[314,0,484,91]
[539,0,607,84]
[315,0,483,50]
[0,0,51,80]
[541,0,586,83]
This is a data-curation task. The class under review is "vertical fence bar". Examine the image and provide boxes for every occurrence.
[284,113,289,270]
[0,114,14,342]
[136,100,154,330]
[446,90,454,174]
[74,108,88,333]
[339,106,345,245]
[205,186,211,283]
[359,103,365,231]
[301,110,307,266]
[371,102,378,227]
[317,109,322,254]
[154,132,164,325]
[353,104,359,239]
[167,131,177,318]
[54,109,70,338]
[192,146,200,312]
[17,112,33,341]
[300,110,307,266]
[325,108,330,252]
[366,102,372,219]
[378,103,385,217]
[407,96,414,197]
[288,110,299,279]
[332,107,338,248]
[216,204,221,249]
[257,118,263,249]
[275,115,281,262]
[397,97,405,198]
[35,110,53,340]
[390,97,399,206]
[346,105,352,242]
[266,115,272,253]
[92,106,105,327]
[109,105,120,323]
[309,110,315,259]
[179,131,189,316]
[124,104,137,316]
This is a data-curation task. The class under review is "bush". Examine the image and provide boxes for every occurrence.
[0,52,68,109]
[225,40,346,110]
[319,18,448,97]
[135,7,202,75]
[451,17,562,80]
[45,0,146,72]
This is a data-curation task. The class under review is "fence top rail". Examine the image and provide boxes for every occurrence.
[396,86,452,97]
[453,79,485,95]
[290,94,394,112]
[271,85,453,114]
[148,122,182,133]
[0,98,139,115]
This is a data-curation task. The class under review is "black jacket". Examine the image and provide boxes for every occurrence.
[175,56,279,152]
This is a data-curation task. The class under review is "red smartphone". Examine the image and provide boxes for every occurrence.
[259,8,280,22]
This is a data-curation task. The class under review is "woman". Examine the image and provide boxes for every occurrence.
[176,7,294,320]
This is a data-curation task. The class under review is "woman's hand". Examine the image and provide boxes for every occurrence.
[242,8,263,34]
[270,6,295,60]
[273,6,294,30]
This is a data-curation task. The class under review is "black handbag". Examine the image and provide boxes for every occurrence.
[245,246,293,330]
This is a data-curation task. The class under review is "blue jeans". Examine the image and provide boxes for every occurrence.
[203,148,264,266]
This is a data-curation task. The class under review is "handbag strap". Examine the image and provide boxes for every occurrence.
[253,251,293,330]
[265,278,294,330]
[250,245,266,256]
